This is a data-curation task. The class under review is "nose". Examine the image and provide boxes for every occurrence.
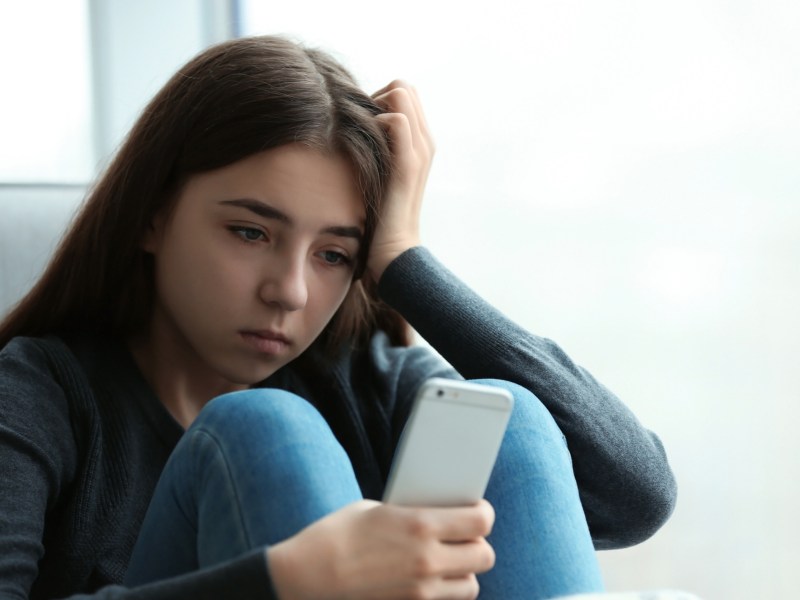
[259,253,308,312]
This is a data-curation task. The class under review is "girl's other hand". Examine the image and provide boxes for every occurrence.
[266,499,495,600]
[368,81,435,282]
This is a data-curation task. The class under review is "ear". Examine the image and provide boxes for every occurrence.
[141,211,166,254]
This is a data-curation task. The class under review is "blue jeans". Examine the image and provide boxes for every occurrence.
[124,380,604,598]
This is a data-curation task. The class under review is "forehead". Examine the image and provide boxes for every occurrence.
[178,143,366,223]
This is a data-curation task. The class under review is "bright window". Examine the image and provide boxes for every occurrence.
[0,0,94,183]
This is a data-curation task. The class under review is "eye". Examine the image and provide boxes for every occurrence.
[318,249,352,267]
[229,225,267,243]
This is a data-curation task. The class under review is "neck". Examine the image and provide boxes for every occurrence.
[127,327,247,429]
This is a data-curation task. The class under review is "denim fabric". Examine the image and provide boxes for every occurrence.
[125,382,604,598]
[474,379,604,597]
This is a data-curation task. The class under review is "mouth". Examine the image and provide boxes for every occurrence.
[240,330,291,355]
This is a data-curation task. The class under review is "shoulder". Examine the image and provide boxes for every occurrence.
[1,335,57,373]
[0,336,73,405]
[0,336,80,476]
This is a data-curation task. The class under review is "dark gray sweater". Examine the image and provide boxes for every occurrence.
[0,247,677,599]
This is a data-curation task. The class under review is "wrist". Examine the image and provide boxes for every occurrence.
[367,240,420,282]
[266,542,302,600]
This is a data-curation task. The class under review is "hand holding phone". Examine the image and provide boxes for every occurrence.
[383,378,513,507]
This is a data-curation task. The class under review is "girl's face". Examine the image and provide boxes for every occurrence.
[143,143,365,388]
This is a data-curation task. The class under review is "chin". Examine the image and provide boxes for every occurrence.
[222,358,288,387]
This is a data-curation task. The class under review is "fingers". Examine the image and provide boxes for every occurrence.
[365,80,434,279]
[403,500,495,542]
[411,574,481,600]
[438,538,496,578]
[374,111,415,174]
[393,500,497,579]
[372,80,434,156]
[372,80,429,134]
[441,500,495,542]
[371,79,402,98]
[272,499,495,599]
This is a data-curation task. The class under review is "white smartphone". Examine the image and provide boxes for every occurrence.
[383,378,514,506]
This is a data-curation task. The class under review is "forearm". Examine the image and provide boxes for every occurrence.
[377,246,678,547]
[23,551,275,600]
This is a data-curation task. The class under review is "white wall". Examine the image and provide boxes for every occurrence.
[0,0,234,184]
[241,2,799,599]
[0,0,93,182]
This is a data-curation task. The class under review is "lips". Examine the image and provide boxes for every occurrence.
[240,330,290,355]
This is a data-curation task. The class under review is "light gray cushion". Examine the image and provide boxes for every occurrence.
[0,185,85,316]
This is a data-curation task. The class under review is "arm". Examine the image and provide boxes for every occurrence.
[368,81,676,549]
[378,246,677,548]
[66,554,273,600]
[0,338,275,600]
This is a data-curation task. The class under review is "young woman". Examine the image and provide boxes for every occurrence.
[0,36,677,599]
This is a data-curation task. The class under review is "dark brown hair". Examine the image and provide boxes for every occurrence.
[0,35,409,351]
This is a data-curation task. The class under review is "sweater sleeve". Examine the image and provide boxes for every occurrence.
[0,340,77,598]
[0,339,277,600]
[64,551,274,600]
[377,246,678,549]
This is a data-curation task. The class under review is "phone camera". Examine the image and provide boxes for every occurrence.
[436,389,444,397]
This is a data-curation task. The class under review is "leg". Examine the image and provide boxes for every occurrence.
[124,388,362,585]
[473,379,605,599]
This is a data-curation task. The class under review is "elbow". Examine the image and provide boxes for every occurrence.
[590,466,678,550]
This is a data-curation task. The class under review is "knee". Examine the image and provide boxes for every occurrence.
[470,379,566,448]
[190,388,331,445]
[470,381,576,493]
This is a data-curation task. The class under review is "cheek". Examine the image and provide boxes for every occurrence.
[310,274,354,322]
[156,234,245,318]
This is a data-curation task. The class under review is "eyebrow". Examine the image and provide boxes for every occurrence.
[219,198,363,241]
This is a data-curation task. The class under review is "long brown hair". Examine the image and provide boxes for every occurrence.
[0,36,409,351]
